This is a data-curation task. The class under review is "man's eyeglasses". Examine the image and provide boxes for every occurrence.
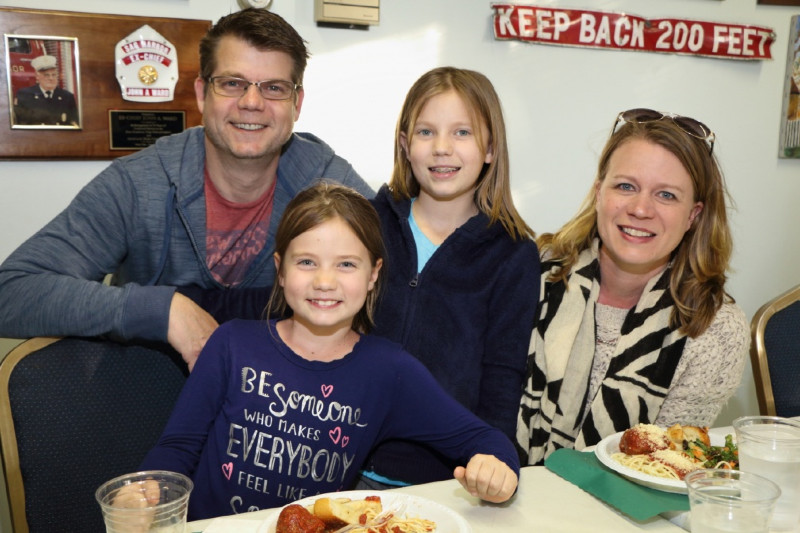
[610,108,715,154]
[207,76,300,101]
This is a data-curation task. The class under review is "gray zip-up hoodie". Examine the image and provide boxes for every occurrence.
[0,127,372,343]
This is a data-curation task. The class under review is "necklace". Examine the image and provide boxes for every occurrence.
[595,336,618,347]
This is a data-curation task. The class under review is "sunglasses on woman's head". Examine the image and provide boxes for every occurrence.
[610,108,715,154]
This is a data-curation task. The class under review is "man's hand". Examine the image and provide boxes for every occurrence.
[453,454,518,503]
[167,292,219,371]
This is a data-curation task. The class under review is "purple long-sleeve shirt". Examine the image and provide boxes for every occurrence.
[141,319,519,520]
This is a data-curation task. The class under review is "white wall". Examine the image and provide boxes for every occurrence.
[0,0,798,450]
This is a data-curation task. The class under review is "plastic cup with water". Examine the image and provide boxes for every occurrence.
[733,416,800,532]
[95,470,193,533]
[685,468,781,533]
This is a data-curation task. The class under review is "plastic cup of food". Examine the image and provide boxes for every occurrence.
[95,470,193,533]
[685,468,780,533]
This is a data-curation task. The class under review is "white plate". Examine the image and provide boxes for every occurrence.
[255,490,472,533]
[594,428,732,494]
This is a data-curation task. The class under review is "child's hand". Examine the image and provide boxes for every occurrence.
[107,479,161,532]
[453,454,518,503]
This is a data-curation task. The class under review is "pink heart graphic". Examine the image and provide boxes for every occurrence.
[329,426,342,444]
[321,384,333,398]
[341,436,350,448]
[221,462,233,480]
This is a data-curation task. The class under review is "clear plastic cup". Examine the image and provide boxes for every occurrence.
[95,470,193,533]
[685,469,781,533]
[734,416,800,532]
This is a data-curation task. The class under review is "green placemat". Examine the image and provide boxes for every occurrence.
[544,448,690,521]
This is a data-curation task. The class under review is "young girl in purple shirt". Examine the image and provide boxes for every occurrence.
[139,182,519,520]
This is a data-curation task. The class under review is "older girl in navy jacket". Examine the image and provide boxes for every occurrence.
[358,67,540,488]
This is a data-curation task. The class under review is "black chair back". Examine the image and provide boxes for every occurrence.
[0,337,187,533]
[751,285,800,417]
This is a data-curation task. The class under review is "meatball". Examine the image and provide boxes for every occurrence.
[276,504,326,533]
[618,424,670,455]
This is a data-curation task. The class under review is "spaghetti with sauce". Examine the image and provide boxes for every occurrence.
[611,424,738,480]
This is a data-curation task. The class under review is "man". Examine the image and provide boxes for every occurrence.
[0,9,373,369]
[13,54,79,126]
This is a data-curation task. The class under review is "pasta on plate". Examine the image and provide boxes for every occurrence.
[275,497,435,533]
[610,423,738,481]
[260,490,471,533]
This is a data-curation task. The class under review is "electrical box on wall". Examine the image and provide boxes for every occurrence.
[314,0,379,28]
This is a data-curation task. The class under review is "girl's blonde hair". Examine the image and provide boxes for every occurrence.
[539,118,734,338]
[390,67,534,241]
[267,181,385,334]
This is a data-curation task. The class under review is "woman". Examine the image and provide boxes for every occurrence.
[517,109,747,465]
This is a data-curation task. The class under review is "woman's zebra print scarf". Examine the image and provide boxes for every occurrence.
[516,239,687,465]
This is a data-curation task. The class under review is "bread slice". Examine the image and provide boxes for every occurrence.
[313,496,382,528]
[666,424,710,449]
[682,425,711,446]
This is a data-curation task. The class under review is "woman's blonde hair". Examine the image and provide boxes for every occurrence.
[390,67,534,241]
[267,181,385,334]
[539,118,734,337]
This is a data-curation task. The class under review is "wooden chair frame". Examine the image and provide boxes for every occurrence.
[750,285,800,416]
[0,337,60,533]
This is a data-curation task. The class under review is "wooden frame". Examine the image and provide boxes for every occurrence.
[779,15,800,158]
[0,7,210,160]
[758,0,800,5]
[5,35,82,130]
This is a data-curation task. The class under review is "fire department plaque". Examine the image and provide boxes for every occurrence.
[115,25,179,102]
[109,109,185,150]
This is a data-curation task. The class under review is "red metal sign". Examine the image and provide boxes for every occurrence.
[492,4,775,60]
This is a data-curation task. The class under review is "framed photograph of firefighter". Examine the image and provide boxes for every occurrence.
[5,34,82,129]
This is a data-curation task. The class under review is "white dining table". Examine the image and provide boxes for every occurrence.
[186,465,686,533]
